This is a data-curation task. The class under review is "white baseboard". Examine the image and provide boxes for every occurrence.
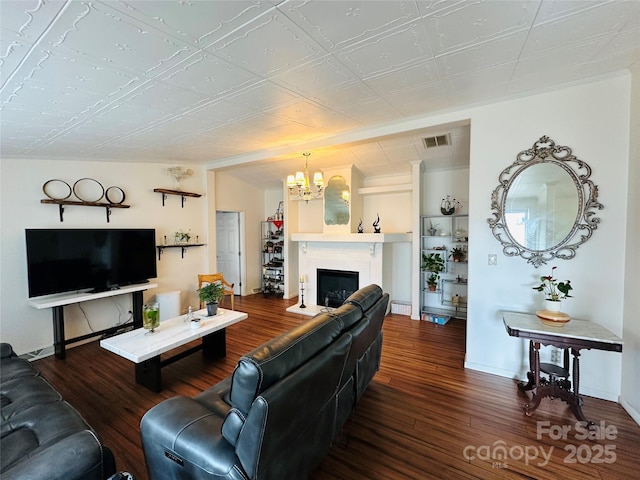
[464,361,620,402]
[464,361,522,380]
[620,396,640,426]
[20,346,54,361]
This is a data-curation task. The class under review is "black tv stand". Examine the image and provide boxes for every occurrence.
[28,283,157,359]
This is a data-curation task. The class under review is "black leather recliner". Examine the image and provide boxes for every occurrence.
[0,343,116,480]
[140,284,389,480]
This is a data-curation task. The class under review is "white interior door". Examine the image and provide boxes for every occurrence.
[216,211,241,295]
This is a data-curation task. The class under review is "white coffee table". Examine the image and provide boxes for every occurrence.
[100,308,247,391]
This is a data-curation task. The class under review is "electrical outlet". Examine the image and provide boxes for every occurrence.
[551,348,560,363]
[488,254,497,266]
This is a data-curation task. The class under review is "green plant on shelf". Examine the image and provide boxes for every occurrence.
[449,247,465,262]
[422,252,444,291]
[421,252,445,273]
[426,273,439,291]
[174,229,191,244]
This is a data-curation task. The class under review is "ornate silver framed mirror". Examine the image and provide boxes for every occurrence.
[488,135,603,267]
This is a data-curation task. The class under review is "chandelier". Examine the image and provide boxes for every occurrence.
[286,152,324,203]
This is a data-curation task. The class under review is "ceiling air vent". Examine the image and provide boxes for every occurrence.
[423,134,451,148]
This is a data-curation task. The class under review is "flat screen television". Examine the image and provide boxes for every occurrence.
[25,228,157,298]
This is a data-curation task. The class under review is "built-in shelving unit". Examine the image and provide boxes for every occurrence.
[40,199,130,223]
[420,215,469,322]
[261,221,285,297]
[153,188,201,208]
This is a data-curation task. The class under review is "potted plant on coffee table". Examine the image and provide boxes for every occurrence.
[198,282,224,316]
[421,252,445,291]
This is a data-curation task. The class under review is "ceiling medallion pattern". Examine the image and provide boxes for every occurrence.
[1,1,638,186]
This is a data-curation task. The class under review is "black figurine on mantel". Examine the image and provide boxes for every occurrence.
[373,214,381,233]
[357,219,363,233]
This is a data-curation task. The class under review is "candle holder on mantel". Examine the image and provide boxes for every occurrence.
[299,276,306,309]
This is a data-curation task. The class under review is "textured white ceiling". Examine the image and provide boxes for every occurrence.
[1,0,639,187]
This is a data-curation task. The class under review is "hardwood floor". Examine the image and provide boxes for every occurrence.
[34,294,639,479]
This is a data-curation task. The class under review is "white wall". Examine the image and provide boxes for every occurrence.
[263,188,283,220]
[466,75,630,402]
[295,199,324,232]
[213,171,266,295]
[0,159,207,356]
[621,63,640,423]
[422,168,470,216]
[360,189,414,305]
[385,242,412,304]
[362,192,411,234]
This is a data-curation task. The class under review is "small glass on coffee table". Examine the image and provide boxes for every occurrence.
[100,308,247,391]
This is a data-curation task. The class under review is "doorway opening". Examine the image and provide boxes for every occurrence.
[216,211,243,295]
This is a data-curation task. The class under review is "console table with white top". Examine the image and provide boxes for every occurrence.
[28,282,157,360]
[503,311,623,425]
[100,308,247,391]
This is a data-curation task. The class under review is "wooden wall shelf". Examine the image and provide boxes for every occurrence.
[156,243,205,260]
[153,188,201,208]
[41,199,130,223]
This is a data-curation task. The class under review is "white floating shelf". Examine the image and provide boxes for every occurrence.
[357,184,412,195]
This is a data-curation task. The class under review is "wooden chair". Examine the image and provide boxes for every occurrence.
[198,273,235,311]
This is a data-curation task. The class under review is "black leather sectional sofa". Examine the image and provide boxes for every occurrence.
[0,343,116,480]
[140,284,389,480]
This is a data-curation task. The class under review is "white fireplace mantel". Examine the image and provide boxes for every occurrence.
[291,233,411,243]
[287,232,411,316]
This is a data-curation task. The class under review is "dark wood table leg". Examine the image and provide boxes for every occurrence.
[132,328,227,392]
[131,291,144,329]
[135,356,162,392]
[518,340,536,391]
[567,348,593,425]
[517,343,593,425]
[534,347,591,425]
[523,342,543,415]
[52,306,66,359]
[202,329,226,359]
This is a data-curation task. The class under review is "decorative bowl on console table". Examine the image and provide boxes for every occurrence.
[536,309,571,327]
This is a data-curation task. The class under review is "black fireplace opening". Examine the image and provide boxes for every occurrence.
[317,269,359,308]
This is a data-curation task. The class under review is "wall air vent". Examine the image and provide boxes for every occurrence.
[422,134,451,148]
